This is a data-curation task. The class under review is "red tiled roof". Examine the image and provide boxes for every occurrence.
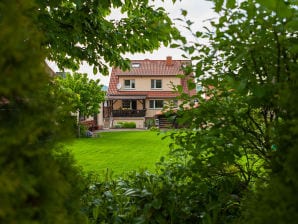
[107,57,196,98]
[113,59,187,76]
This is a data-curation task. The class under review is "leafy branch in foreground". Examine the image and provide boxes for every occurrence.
[0,0,88,222]
[37,0,181,74]
[166,0,298,222]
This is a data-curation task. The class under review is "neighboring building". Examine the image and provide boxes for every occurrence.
[103,56,196,129]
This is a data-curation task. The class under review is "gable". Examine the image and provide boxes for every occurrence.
[107,57,196,97]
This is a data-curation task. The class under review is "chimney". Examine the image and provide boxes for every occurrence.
[166,56,173,66]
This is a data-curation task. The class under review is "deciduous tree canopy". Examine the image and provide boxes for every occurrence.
[0,0,179,222]
[55,73,105,118]
[37,0,180,74]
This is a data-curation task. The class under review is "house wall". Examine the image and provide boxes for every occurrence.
[96,102,104,128]
[113,100,144,110]
[145,99,184,117]
[146,108,162,117]
[117,76,180,91]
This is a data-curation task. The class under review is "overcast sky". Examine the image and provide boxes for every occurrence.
[48,0,216,85]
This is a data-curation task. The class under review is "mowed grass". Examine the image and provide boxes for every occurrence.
[67,131,171,176]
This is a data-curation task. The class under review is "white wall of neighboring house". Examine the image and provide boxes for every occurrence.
[96,102,104,128]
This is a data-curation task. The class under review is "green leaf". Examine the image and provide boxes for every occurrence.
[195,31,202,37]
[170,43,180,48]
[214,0,224,12]
[92,207,99,220]
[152,198,162,209]
[187,79,196,90]
[181,9,187,17]
[93,66,98,74]
[226,0,236,9]
[257,0,292,17]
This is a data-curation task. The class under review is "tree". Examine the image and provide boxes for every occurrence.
[0,0,87,222]
[56,73,105,118]
[70,1,298,223]
[0,0,180,222]
[166,0,298,222]
[36,0,181,74]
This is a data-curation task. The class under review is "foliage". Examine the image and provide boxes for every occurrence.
[122,122,136,128]
[70,0,298,223]
[81,170,186,224]
[145,118,155,128]
[149,126,160,132]
[114,121,136,128]
[167,0,298,222]
[80,164,244,224]
[0,0,87,222]
[36,0,181,74]
[239,0,298,222]
[78,124,89,138]
[55,73,105,118]
[0,0,187,223]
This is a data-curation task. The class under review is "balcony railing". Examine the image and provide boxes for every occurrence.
[112,109,146,117]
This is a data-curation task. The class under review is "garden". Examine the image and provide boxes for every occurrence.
[2,0,298,223]
[67,131,171,176]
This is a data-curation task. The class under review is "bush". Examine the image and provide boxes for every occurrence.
[114,122,136,128]
[122,122,136,128]
[81,165,243,224]
[113,123,121,128]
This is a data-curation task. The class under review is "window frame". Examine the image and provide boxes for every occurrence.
[151,79,162,89]
[124,79,135,89]
[149,100,164,109]
[122,100,131,109]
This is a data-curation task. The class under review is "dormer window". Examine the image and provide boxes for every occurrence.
[124,79,135,89]
[131,63,140,68]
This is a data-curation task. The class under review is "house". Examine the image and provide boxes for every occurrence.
[103,56,196,129]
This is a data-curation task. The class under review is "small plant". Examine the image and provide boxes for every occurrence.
[114,123,123,128]
[122,122,136,128]
[145,118,155,129]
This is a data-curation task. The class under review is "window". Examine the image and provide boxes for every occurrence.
[122,100,137,109]
[122,100,131,109]
[124,80,135,89]
[131,63,140,68]
[151,79,162,89]
[149,100,164,109]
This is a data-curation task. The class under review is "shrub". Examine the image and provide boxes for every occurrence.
[81,165,243,224]
[114,123,123,128]
[114,122,136,128]
[122,122,136,128]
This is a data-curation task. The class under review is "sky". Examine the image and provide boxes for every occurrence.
[48,0,216,86]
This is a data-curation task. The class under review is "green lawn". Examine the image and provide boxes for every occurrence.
[67,131,171,176]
